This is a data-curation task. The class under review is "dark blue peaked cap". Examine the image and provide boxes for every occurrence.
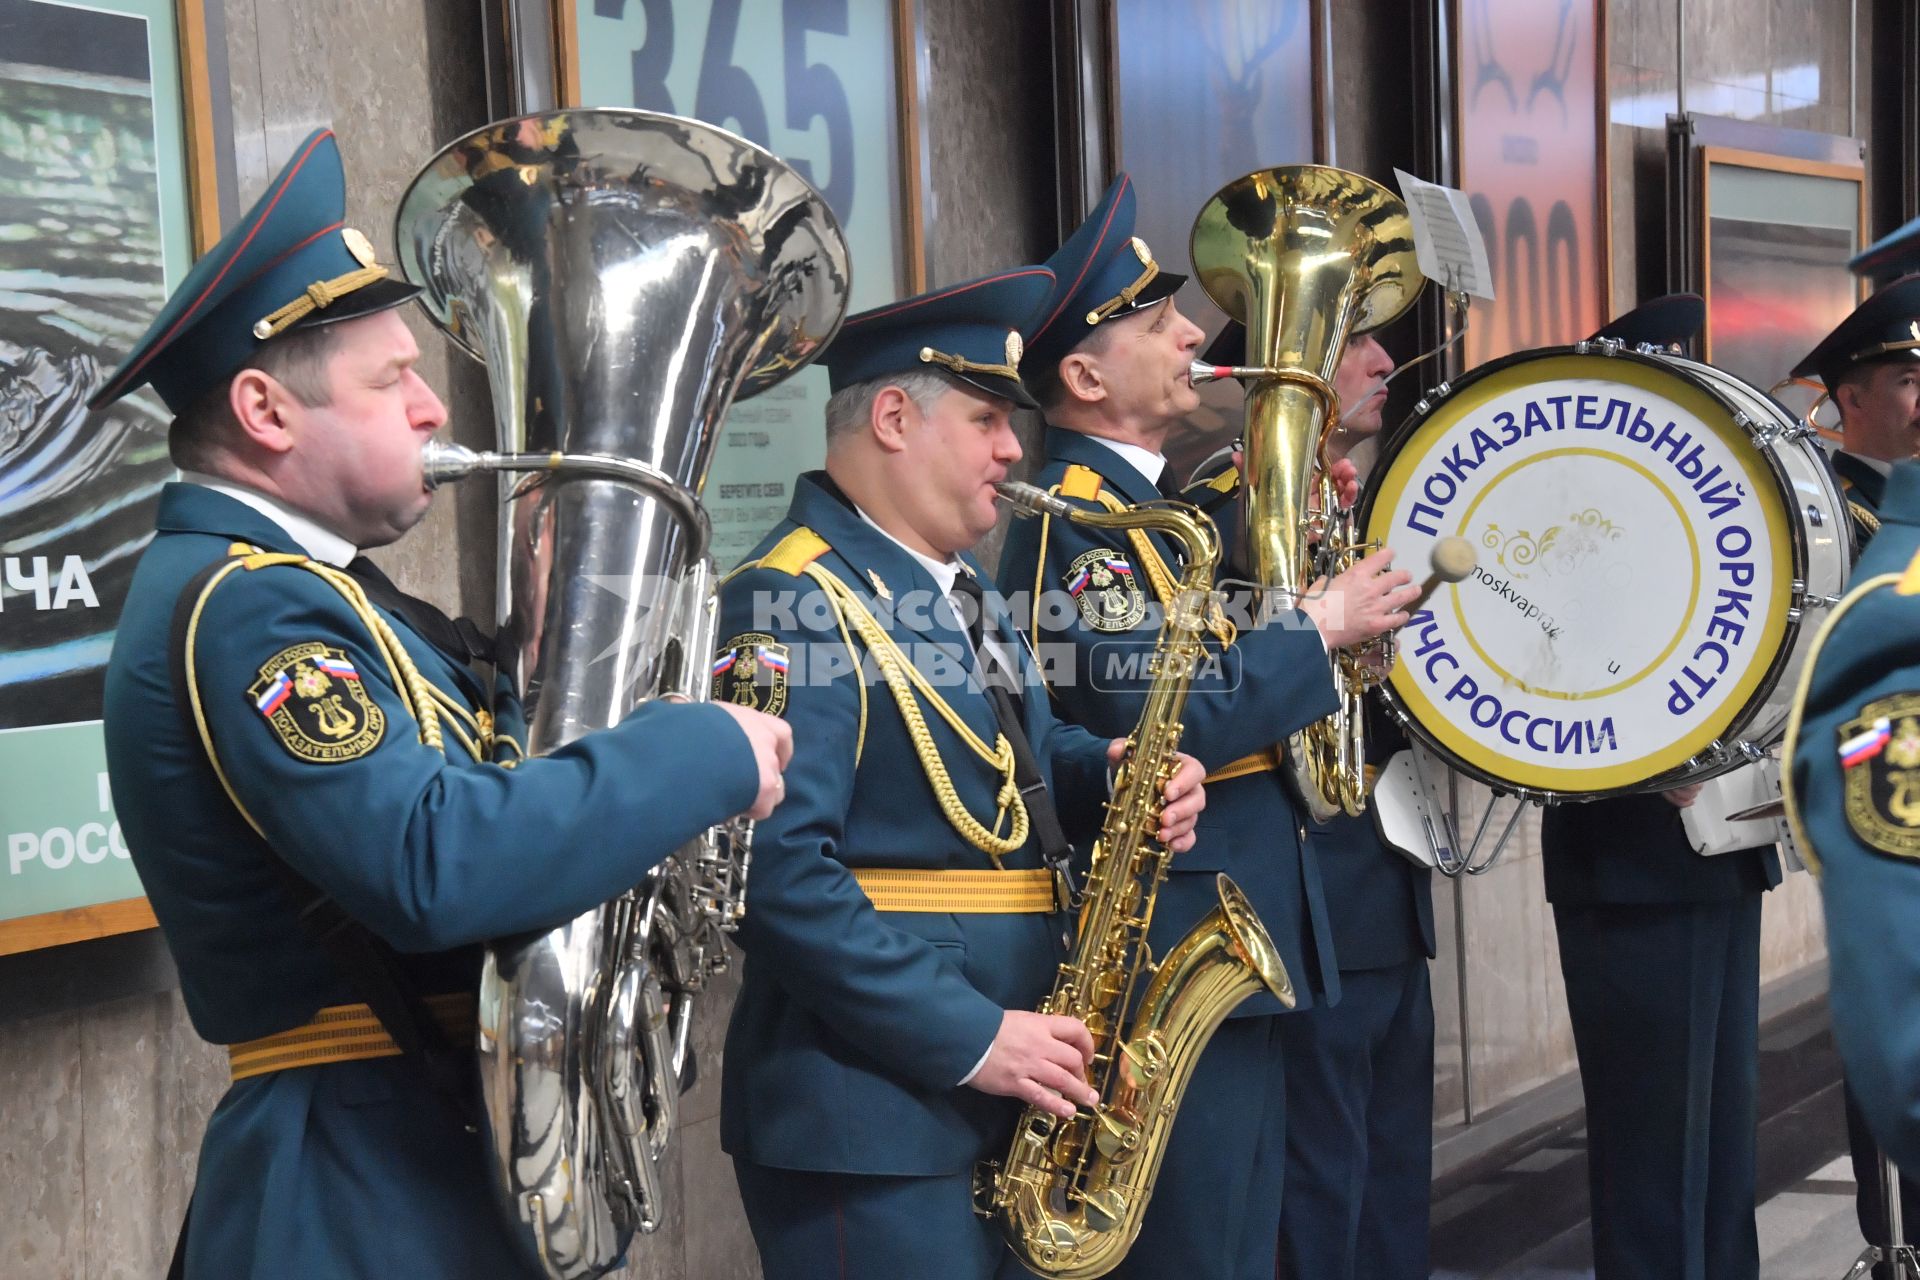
[1791,274,1920,390]
[1589,293,1704,349]
[1851,215,1920,286]
[89,129,419,414]
[820,267,1056,409]
[1021,173,1186,377]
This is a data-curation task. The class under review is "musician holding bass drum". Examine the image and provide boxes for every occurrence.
[1364,278,1859,1279]
[95,128,790,1280]
[1537,299,1781,1280]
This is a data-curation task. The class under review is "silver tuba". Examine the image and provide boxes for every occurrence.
[394,109,850,1280]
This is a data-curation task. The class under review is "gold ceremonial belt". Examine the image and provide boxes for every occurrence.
[851,867,1055,913]
[1206,747,1283,783]
[227,992,476,1081]
[1204,750,1381,791]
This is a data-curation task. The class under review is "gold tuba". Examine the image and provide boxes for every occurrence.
[394,110,849,1280]
[1188,165,1427,820]
[977,483,1292,1279]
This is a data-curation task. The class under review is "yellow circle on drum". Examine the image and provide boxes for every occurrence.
[1367,352,1796,794]
[1451,446,1701,701]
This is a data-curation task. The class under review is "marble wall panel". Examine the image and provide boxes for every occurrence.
[0,1009,83,1276]
[221,0,494,617]
[1761,870,1829,977]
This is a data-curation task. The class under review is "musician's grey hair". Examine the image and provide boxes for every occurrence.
[824,369,963,445]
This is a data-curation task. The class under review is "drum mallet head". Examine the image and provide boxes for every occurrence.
[1409,536,1477,613]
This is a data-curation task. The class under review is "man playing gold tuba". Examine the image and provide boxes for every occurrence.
[998,174,1417,1280]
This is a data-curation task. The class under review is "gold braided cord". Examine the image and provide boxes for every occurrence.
[1085,255,1160,326]
[1779,571,1904,877]
[420,682,488,762]
[917,345,1018,381]
[799,563,1029,861]
[293,561,448,754]
[1850,500,1882,541]
[251,265,392,340]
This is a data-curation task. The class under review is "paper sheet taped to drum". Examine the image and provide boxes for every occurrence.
[1362,348,1844,797]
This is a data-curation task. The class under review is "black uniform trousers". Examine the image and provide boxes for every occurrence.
[1554,895,1764,1280]
[1275,958,1434,1280]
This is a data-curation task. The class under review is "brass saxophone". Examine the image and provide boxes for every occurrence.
[978,482,1294,1279]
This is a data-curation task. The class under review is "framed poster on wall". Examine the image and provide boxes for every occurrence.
[517,0,929,568]
[1452,0,1610,365]
[0,0,219,954]
[1702,147,1865,430]
[1055,0,1328,471]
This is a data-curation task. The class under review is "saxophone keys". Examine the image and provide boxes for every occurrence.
[1080,1186,1130,1232]
[1093,1107,1144,1162]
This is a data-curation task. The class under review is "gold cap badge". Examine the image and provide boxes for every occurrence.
[342,227,378,268]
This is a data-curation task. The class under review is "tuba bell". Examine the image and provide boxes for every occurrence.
[394,109,850,1280]
[1188,165,1426,821]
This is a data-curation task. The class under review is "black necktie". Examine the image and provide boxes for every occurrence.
[950,572,1021,710]
[1156,467,1185,501]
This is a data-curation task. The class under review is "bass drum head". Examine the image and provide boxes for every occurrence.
[1361,347,1806,798]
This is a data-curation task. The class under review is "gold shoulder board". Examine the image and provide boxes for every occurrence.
[1059,465,1104,502]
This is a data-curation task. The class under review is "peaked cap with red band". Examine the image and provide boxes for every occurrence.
[1020,172,1186,378]
[820,267,1056,409]
[89,128,419,414]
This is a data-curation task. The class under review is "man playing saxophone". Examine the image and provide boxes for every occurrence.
[93,131,791,1279]
[996,174,1419,1280]
[713,269,1209,1280]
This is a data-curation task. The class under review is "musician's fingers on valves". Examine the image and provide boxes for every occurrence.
[1300,545,1420,648]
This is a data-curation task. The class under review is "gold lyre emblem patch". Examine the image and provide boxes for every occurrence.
[248,642,385,763]
[713,632,790,717]
[1840,697,1920,859]
[1066,547,1147,633]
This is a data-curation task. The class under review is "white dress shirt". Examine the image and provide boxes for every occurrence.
[180,471,359,568]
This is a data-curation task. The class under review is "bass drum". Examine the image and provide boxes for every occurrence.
[1360,344,1848,799]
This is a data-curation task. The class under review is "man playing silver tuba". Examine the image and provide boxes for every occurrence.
[95,129,790,1280]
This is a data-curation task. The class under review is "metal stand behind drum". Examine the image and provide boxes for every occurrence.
[1361,339,1848,875]
[395,109,850,1280]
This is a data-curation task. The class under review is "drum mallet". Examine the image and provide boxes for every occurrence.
[1407,537,1477,613]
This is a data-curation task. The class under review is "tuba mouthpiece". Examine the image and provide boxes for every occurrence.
[420,439,486,488]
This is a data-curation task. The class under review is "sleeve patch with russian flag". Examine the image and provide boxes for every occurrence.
[1065,547,1146,633]
[712,632,789,717]
[1840,696,1920,860]
[246,642,385,763]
